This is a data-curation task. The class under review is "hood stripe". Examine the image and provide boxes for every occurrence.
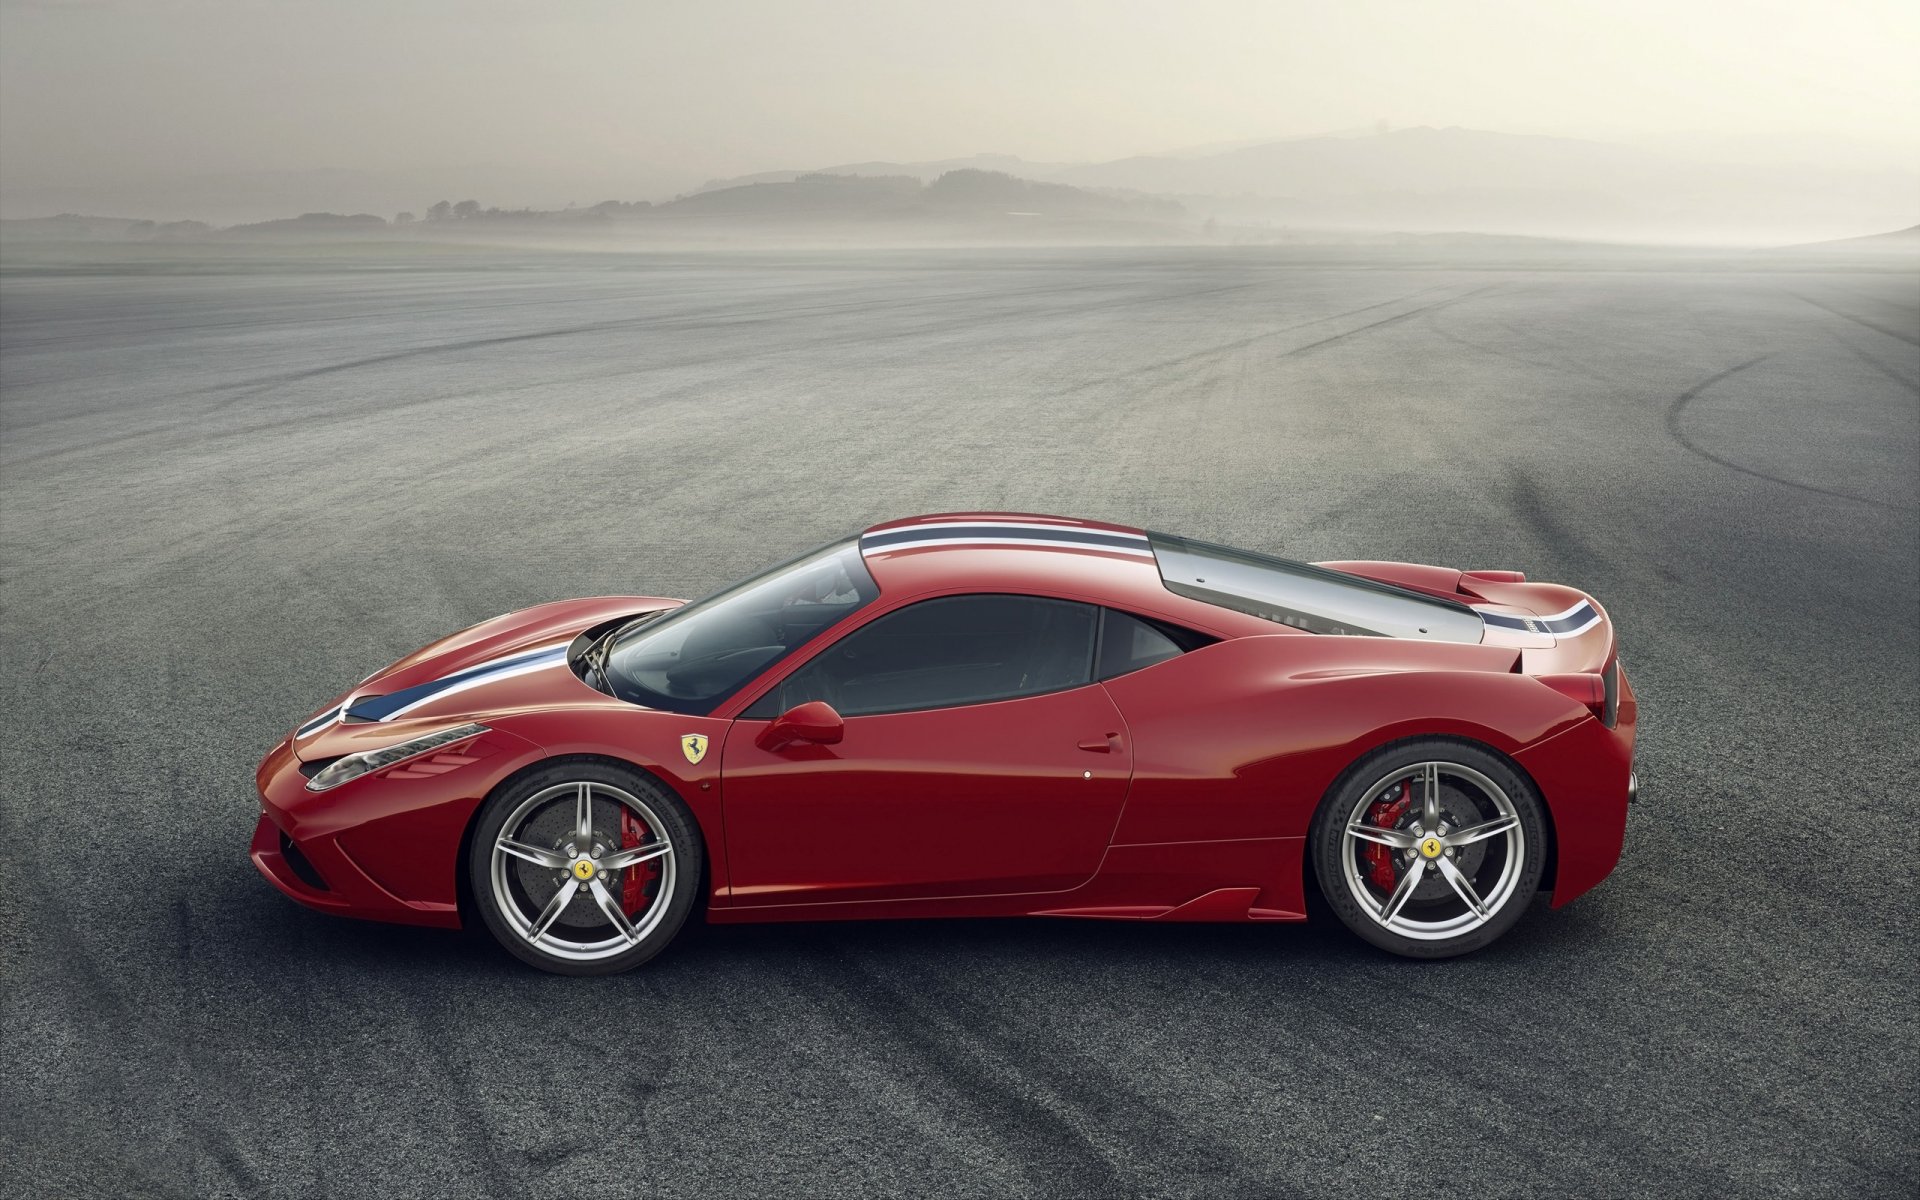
[345,641,572,722]
[296,705,342,736]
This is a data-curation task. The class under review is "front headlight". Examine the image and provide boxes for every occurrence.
[305,723,489,792]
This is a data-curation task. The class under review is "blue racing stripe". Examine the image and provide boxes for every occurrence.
[1540,604,1599,634]
[296,705,341,736]
[347,644,569,721]
[1477,603,1600,636]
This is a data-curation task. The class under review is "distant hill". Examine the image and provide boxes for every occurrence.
[5,128,1911,247]
[0,172,1186,249]
[222,211,387,236]
[0,213,213,241]
[690,154,1080,195]
[918,169,1178,220]
[678,128,1916,245]
[652,169,1181,226]
[0,163,699,227]
[1047,126,1917,244]
[1770,224,1920,253]
[661,173,924,218]
[1053,127,1655,196]
[1809,224,1920,246]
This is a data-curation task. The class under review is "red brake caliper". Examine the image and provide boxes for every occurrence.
[620,809,659,915]
[1362,782,1413,892]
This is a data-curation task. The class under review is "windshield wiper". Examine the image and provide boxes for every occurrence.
[584,611,663,696]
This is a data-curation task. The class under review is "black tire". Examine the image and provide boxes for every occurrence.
[467,758,703,975]
[1310,738,1547,959]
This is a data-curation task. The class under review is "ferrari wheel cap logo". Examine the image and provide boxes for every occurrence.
[1419,836,1444,859]
[681,733,709,764]
[572,859,597,881]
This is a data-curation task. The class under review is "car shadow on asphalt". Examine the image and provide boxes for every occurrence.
[233,884,1615,983]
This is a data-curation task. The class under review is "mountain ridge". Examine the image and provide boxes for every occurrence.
[4,127,1913,245]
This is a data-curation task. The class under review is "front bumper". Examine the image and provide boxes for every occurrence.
[251,727,543,929]
[250,809,356,914]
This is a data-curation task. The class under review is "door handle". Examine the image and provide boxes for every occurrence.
[1077,732,1121,753]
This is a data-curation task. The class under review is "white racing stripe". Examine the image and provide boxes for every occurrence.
[379,645,572,720]
[864,534,1156,556]
[862,520,1153,558]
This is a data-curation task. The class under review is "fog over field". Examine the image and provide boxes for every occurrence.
[2,1,1915,243]
[2,242,1915,1195]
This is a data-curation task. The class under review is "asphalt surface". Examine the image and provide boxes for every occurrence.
[2,244,1915,1199]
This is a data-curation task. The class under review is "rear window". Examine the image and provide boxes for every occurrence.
[1096,610,1187,679]
[1148,532,1484,643]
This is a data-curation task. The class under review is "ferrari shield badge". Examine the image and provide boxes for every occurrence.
[681,734,709,765]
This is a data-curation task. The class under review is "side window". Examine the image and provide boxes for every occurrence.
[754,595,1099,717]
[1096,609,1186,680]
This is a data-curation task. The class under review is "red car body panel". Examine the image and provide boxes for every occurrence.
[718,683,1133,908]
[253,512,1637,935]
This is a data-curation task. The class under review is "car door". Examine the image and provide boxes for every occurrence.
[718,594,1132,906]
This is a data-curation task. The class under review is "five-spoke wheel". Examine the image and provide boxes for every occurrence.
[1312,740,1546,958]
[469,761,701,974]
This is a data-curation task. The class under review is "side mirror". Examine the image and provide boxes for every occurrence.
[757,700,844,751]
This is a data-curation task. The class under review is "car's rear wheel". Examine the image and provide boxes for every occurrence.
[1310,739,1546,958]
[469,759,701,975]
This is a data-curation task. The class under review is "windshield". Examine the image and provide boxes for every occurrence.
[1148,531,1484,642]
[602,538,878,714]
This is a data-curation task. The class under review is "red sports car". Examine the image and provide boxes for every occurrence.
[253,513,1637,974]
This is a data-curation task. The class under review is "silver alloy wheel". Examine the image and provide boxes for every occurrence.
[1338,760,1525,941]
[488,780,677,963]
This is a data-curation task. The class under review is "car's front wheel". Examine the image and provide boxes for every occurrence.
[469,759,702,975]
[1310,739,1546,958]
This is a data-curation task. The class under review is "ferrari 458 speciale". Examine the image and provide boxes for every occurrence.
[253,513,1636,974]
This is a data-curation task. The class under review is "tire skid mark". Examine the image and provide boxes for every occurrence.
[508,977,669,1180]
[405,984,522,1197]
[4,322,839,485]
[1664,354,1909,512]
[7,274,982,382]
[1832,333,1920,396]
[4,274,838,350]
[5,331,806,470]
[1504,470,1612,581]
[206,320,653,394]
[1835,281,1920,320]
[796,946,1117,1194]
[9,274,1253,470]
[1421,301,1621,387]
[3,857,176,1193]
[199,276,1148,400]
[849,279,1262,353]
[1793,292,1920,348]
[1270,282,1508,362]
[796,943,1273,1197]
[185,1114,264,1198]
[1048,281,1473,398]
[2,318,926,467]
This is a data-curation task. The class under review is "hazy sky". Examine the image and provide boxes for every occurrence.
[2,0,1915,191]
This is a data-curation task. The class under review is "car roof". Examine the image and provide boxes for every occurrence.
[856,513,1252,632]
[861,512,1151,555]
